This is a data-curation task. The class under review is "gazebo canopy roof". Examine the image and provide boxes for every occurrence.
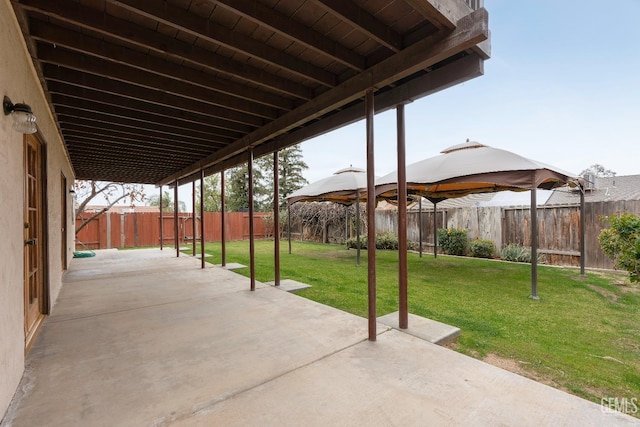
[287,166,368,205]
[376,140,579,200]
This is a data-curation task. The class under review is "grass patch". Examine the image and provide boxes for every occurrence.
[190,240,640,414]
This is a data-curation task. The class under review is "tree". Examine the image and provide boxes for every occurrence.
[225,163,267,211]
[258,145,309,210]
[579,164,616,178]
[74,181,146,235]
[599,213,640,283]
[148,190,187,213]
[197,175,222,212]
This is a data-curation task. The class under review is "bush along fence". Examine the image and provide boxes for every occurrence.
[75,211,269,250]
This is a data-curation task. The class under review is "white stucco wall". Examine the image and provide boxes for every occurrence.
[1,0,75,419]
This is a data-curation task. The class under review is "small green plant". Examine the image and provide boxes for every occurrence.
[346,232,398,250]
[500,243,532,263]
[599,212,640,282]
[346,236,365,250]
[469,239,495,258]
[437,228,467,256]
[375,232,399,250]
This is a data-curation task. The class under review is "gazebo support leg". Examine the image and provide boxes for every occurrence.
[580,185,586,276]
[530,188,539,300]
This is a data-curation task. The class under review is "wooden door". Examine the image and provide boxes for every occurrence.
[24,134,45,350]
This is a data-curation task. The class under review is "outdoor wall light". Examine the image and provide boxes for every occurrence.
[3,96,37,134]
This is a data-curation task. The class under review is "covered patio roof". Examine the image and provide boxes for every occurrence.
[10,0,489,185]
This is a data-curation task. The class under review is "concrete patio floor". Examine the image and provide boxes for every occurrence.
[2,249,637,426]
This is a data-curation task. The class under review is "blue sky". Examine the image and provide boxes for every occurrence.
[300,0,640,184]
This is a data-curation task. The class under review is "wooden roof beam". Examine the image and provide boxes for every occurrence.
[192,53,485,183]
[313,0,403,52]
[108,0,338,88]
[212,0,366,71]
[15,0,314,101]
[160,8,488,186]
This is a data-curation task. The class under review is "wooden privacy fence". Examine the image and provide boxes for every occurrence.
[76,211,270,250]
[375,200,640,270]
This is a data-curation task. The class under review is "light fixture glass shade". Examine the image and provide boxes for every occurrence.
[11,106,37,134]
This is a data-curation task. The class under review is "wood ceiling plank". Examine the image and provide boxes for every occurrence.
[30,20,296,111]
[213,0,366,71]
[108,0,338,87]
[59,120,224,149]
[48,82,242,140]
[43,65,260,131]
[51,95,248,139]
[314,0,403,52]
[64,132,210,158]
[38,43,280,120]
[403,0,471,30]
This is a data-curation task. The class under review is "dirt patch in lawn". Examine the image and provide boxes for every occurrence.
[481,353,567,393]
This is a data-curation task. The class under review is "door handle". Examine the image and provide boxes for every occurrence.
[24,238,37,246]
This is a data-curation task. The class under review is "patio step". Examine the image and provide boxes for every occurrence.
[377,312,460,345]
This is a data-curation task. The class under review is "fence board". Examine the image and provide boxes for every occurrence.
[76,211,268,250]
[374,200,640,270]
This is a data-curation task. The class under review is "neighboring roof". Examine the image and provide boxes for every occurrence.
[546,174,640,205]
[10,1,489,185]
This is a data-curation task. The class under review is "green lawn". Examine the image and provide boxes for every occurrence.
[190,240,640,411]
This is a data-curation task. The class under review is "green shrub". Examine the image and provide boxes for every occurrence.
[500,244,532,263]
[599,212,640,282]
[376,232,399,250]
[346,236,366,250]
[437,228,467,256]
[346,232,398,250]
[469,239,495,258]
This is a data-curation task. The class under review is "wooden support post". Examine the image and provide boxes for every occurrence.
[221,171,226,267]
[365,89,376,341]
[159,185,163,250]
[397,104,408,329]
[174,181,179,257]
[192,180,196,257]
[287,203,292,254]
[274,151,280,286]
[248,148,256,291]
[200,170,205,269]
